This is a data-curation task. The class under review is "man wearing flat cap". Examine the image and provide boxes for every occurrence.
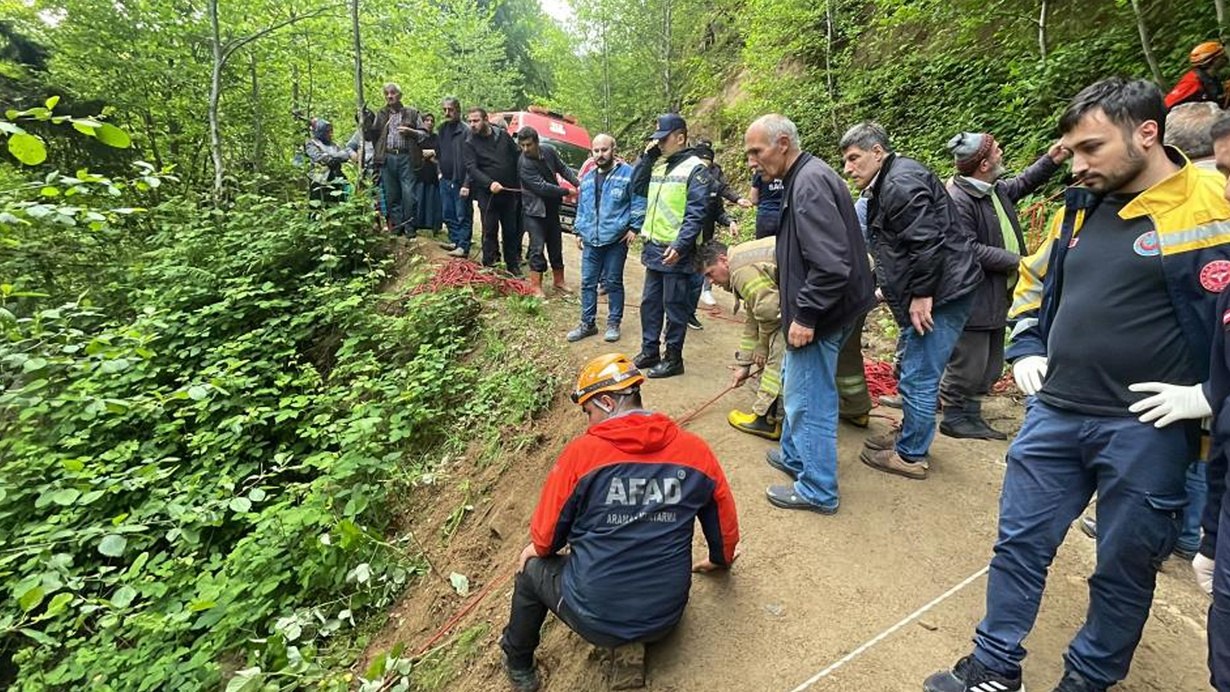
[941,132,1069,439]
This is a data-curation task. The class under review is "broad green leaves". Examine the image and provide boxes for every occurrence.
[98,534,127,557]
[7,133,47,165]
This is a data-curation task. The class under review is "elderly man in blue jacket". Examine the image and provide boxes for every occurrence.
[568,134,646,344]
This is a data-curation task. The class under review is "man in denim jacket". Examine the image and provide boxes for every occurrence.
[568,134,646,344]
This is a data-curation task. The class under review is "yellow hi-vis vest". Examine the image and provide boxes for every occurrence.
[643,155,705,245]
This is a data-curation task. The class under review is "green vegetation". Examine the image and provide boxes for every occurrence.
[1,0,1223,688]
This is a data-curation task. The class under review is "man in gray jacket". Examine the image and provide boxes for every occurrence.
[939,133,1068,439]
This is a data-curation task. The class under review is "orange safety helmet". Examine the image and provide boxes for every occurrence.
[570,353,645,405]
[1191,41,1226,67]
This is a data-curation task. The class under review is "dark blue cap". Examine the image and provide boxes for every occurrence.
[649,113,687,140]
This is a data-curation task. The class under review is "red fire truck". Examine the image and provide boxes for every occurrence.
[489,107,592,230]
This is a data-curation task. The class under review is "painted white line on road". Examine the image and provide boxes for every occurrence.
[787,565,990,692]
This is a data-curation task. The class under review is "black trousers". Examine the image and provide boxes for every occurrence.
[938,327,1005,417]
[500,556,646,669]
[478,191,522,272]
[525,204,564,272]
[640,269,692,355]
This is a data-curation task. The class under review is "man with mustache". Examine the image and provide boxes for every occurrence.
[938,132,1068,439]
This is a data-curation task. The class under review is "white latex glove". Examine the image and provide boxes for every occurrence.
[1127,382,1212,428]
[1012,356,1048,396]
[1194,553,1215,595]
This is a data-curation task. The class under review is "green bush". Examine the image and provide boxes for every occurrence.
[0,192,547,690]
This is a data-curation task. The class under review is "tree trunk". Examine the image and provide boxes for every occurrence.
[351,0,365,179]
[1217,0,1228,39]
[209,0,225,199]
[1038,0,1048,65]
[1129,0,1165,87]
[601,14,612,132]
[250,51,262,175]
[662,0,674,110]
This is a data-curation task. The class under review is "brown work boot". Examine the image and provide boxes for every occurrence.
[609,642,646,689]
[859,447,927,480]
[552,267,568,293]
[528,271,547,299]
[863,428,900,452]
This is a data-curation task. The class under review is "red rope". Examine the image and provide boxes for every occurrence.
[411,257,537,297]
[863,358,898,403]
[414,568,514,656]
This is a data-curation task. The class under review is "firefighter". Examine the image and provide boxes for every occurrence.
[499,353,740,692]
[1166,41,1228,110]
[696,237,784,440]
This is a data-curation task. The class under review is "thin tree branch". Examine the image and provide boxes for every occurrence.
[221,4,341,63]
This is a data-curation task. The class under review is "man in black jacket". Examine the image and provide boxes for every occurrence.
[745,114,875,513]
[437,97,474,257]
[939,132,1068,439]
[840,121,982,480]
[464,107,523,274]
[516,126,580,297]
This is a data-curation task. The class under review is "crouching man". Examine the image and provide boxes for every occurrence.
[500,353,741,691]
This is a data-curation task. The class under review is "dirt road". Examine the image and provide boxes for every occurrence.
[371,236,1213,692]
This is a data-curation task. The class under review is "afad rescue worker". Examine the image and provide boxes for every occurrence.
[499,353,740,692]
[1166,41,1228,110]
[926,77,1230,692]
[630,114,715,378]
[696,237,785,440]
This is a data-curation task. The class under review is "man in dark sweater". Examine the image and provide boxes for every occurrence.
[939,132,1068,439]
[840,121,982,480]
[516,126,580,296]
[437,97,474,257]
[745,114,875,514]
[463,107,523,274]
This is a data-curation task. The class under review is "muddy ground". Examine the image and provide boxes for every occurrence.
[364,234,1213,692]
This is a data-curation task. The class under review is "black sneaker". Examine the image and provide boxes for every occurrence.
[503,656,541,692]
[687,316,704,330]
[1052,669,1106,692]
[940,417,1003,440]
[924,655,1022,692]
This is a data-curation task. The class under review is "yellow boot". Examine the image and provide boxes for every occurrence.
[727,409,781,440]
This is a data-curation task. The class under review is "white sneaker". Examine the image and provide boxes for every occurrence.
[700,289,717,307]
[447,247,467,257]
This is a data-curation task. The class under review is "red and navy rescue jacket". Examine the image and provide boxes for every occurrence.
[529,411,739,642]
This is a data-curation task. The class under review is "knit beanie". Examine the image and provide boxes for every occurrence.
[694,142,716,161]
[947,132,995,176]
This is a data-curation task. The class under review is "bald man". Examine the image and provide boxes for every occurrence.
[568,135,646,344]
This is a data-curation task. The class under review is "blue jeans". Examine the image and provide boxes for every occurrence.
[897,293,973,459]
[440,179,473,251]
[1180,461,1208,554]
[580,241,629,327]
[640,269,692,355]
[379,154,418,235]
[777,326,849,509]
[974,400,1194,686]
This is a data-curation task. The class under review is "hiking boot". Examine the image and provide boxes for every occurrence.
[503,656,541,692]
[700,289,717,306]
[604,324,621,342]
[859,447,927,480]
[728,409,781,440]
[841,413,870,428]
[940,417,1003,440]
[448,246,467,257]
[687,315,704,330]
[439,241,457,251]
[609,642,646,690]
[633,350,660,370]
[528,271,547,299]
[964,401,1008,440]
[551,268,567,293]
[923,654,1022,692]
[1051,669,1107,692]
[646,349,684,378]
[766,484,838,514]
[878,394,903,409]
[765,447,798,480]
[567,322,598,342]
